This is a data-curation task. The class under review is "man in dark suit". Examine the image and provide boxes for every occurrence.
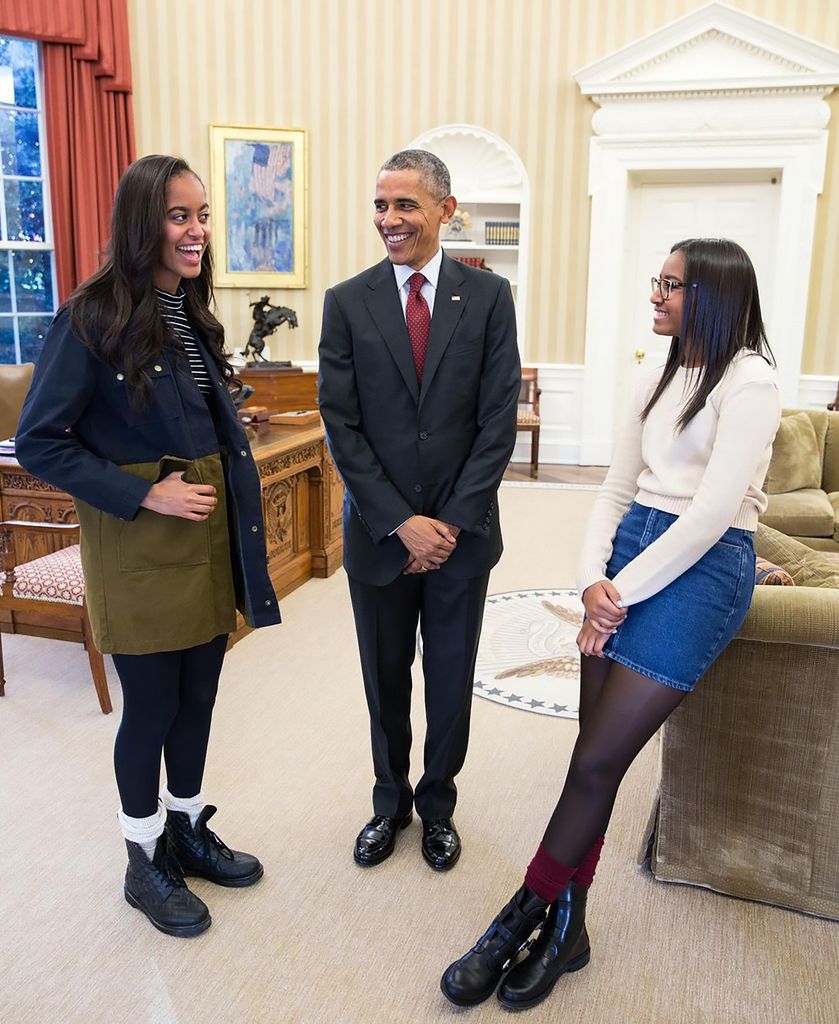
[318,150,520,871]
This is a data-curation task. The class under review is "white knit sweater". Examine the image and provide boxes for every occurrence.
[576,350,781,608]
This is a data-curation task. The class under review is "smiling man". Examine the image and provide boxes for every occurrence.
[318,150,521,872]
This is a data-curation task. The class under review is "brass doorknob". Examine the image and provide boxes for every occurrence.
[634,349,645,364]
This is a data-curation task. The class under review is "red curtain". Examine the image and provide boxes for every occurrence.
[0,0,136,300]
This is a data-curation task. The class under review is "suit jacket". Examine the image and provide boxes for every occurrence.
[318,252,521,586]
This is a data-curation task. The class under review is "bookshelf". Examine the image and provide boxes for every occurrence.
[408,125,529,354]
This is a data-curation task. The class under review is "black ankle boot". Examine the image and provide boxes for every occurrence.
[440,886,550,1007]
[124,835,211,937]
[165,806,264,887]
[497,881,590,1010]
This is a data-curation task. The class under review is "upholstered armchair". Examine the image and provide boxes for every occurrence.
[642,526,839,920]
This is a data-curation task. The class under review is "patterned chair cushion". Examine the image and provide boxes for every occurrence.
[10,543,84,605]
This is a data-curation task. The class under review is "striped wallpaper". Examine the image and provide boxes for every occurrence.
[127,0,839,376]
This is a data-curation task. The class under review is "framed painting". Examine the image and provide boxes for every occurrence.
[209,125,308,288]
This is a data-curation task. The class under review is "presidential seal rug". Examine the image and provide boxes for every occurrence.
[473,589,582,720]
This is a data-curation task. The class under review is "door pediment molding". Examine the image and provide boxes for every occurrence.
[575,2,839,103]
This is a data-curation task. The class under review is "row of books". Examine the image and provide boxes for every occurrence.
[485,221,519,245]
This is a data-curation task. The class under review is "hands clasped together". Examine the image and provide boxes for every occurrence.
[577,579,626,657]
[397,515,461,575]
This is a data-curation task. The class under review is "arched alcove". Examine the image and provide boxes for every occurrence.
[408,124,529,355]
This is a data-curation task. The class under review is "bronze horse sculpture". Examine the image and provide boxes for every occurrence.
[244,295,299,365]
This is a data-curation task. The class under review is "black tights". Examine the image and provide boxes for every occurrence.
[112,634,228,818]
[540,655,688,866]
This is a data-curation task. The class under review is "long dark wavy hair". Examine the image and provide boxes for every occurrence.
[69,154,236,407]
[641,237,773,431]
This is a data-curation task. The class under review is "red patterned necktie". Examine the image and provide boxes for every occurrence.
[406,271,430,382]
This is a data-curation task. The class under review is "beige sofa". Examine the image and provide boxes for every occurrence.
[642,526,839,920]
[759,408,839,552]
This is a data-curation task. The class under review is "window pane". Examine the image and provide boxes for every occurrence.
[0,252,10,312]
[0,315,16,363]
[11,249,53,312]
[18,314,50,362]
[4,178,45,241]
[0,109,41,177]
[0,37,37,109]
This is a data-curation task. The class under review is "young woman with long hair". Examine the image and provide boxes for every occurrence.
[16,155,280,937]
[440,237,781,1009]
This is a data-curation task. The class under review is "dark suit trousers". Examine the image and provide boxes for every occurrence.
[348,567,490,821]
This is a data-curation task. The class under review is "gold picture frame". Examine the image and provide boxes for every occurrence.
[209,124,308,288]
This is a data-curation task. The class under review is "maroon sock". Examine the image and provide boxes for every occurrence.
[523,844,577,902]
[574,836,605,888]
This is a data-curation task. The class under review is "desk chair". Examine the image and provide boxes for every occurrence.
[0,363,35,439]
[517,367,541,477]
[0,520,112,713]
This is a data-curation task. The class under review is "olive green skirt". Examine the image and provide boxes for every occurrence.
[74,452,237,655]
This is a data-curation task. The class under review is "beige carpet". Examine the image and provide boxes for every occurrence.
[1,485,836,1024]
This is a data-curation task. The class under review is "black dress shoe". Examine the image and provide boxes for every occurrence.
[440,885,549,1006]
[497,881,591,1010]
[421,818,461,871]
[124,835,211,938]
[353,813,412,867]
[165,806,264,887]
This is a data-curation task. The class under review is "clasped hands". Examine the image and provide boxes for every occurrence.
[397,515,460,574]
[140,471,217,521]
[577,579,626,658]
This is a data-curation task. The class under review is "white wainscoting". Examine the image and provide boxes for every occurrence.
[797,375,837,410]
[512,366,838,466]
[298,360,835,466]
[511,365,585,465]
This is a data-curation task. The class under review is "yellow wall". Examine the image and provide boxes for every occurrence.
[128,0,839,376]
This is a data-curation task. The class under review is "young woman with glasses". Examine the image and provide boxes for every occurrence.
[440,237,781,1009]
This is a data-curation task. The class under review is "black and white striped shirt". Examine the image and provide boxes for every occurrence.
[155,287,213,396]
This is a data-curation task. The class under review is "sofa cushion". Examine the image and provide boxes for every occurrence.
[764,412,822,494]
[754,523,839,588]
[760,489,835,538]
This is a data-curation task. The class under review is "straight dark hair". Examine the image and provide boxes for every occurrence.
[641,237,773,430]
[68,154,236,406]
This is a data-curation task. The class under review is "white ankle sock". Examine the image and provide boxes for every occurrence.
[119,802,166,861]
[161,785,205,828]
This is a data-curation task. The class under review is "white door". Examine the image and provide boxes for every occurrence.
[618,177,780,421]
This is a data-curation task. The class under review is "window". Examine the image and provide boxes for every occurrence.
[0,35,57,364]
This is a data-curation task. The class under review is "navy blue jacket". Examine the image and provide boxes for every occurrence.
[15,308,280,628]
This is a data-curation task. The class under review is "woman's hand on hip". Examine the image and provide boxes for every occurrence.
[140,471,217,521]
[582,579,626,632]
[576,619,611,658]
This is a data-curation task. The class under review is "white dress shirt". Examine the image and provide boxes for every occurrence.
[391,246,443,320]
[388,246,444,538]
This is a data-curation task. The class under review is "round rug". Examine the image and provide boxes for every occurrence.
[473,589,582,719]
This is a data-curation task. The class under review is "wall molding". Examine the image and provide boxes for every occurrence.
[797,374,837,410]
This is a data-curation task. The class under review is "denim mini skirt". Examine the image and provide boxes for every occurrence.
[602,502,755,692]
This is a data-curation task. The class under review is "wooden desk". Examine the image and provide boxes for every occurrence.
[238,367,319,412]
[0,423,343,644]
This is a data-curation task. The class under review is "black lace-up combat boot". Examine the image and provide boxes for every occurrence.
[124,834,211,937]
[165,805,263,887]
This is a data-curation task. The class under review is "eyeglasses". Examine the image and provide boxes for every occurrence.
[651,276,686,300]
